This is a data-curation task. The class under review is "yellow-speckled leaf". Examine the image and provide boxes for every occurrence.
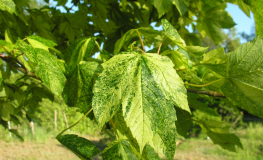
[93,52,189,159]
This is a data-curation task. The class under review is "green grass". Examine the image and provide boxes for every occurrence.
[174,123,263,160]
[1,122,263,160]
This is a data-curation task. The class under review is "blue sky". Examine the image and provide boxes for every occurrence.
[226,3,255,35]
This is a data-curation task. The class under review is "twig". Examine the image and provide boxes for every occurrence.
[176,64,202,72]
[180,109,200,123]
[134,47,145,53]
[56,108,93,138]
[185,79,222,88]
[135,29,145,52]
[0,45,11,55]
[187,88,226,98]
[95,41,102,52]
[0,55,40,80]
[157,38,166,55]
[110,119,118,140]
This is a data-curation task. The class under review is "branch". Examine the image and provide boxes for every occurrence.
[157,38,166,55]
[187,88,226,98]
[0,55,40,80]
[0,45,11,55]
[185,79,222,88]
[135,29,145,52]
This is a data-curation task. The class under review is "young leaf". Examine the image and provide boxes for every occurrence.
[161,19,208,56]
[220,37,263,118]
[0,0,16,14]
[27,35,57,51]
[57,134,100,160]
[199,120,243,152]
[149,0,173,17]
[113,29,138,54]
[64,37,95,74]
[93,52,187,158]
[27,35,63,58]
[102,139,140,160]
[114,28,162,54]
[0,69,2,85]
[164,48,192,70]
[0,40,14,53]
[63,61,102,114]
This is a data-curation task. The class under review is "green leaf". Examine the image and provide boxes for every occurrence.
[183,46,208,57]
[250,0,263,37]
[93,52,187,159]
[149,0,173,17]
[64,37,95,74]
[27,36,57,51]
[56,0,68,6]
[142,144,160,160]
[220,37,263,118]
[237,0,251,17]
[187,93,219,117]
[173,0,188,16]
[174,107,192,138]
[197,9,236,43]
[31,86,54,102]
[162,19,208,56]
[57,134,100,160]
[162,19,185,46]
[163,49,191,70]
[102,139,140,160]
[113,108,139,145]
[27,36,64,58]
[0,102,14,121]
[16,39,37,63]
[199,120,243,152]
[27,10,55,41]
[0,70,2,85]
[202,47,228,77]
[63,61,102,114]
[34,49,66,95]
[137,28,163,46]
[0,40,14,53]
[114,29,138,54]
[114,28,163,54]
[9,129,24,141]
[0,0,16,14]
[59,19,82,42]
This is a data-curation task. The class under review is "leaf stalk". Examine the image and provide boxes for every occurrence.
[135,29,145,53]
[185,79,222,88]
[56,108,93,138]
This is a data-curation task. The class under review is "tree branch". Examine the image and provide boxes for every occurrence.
[0,55,40,80]
[187,88,226,98]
